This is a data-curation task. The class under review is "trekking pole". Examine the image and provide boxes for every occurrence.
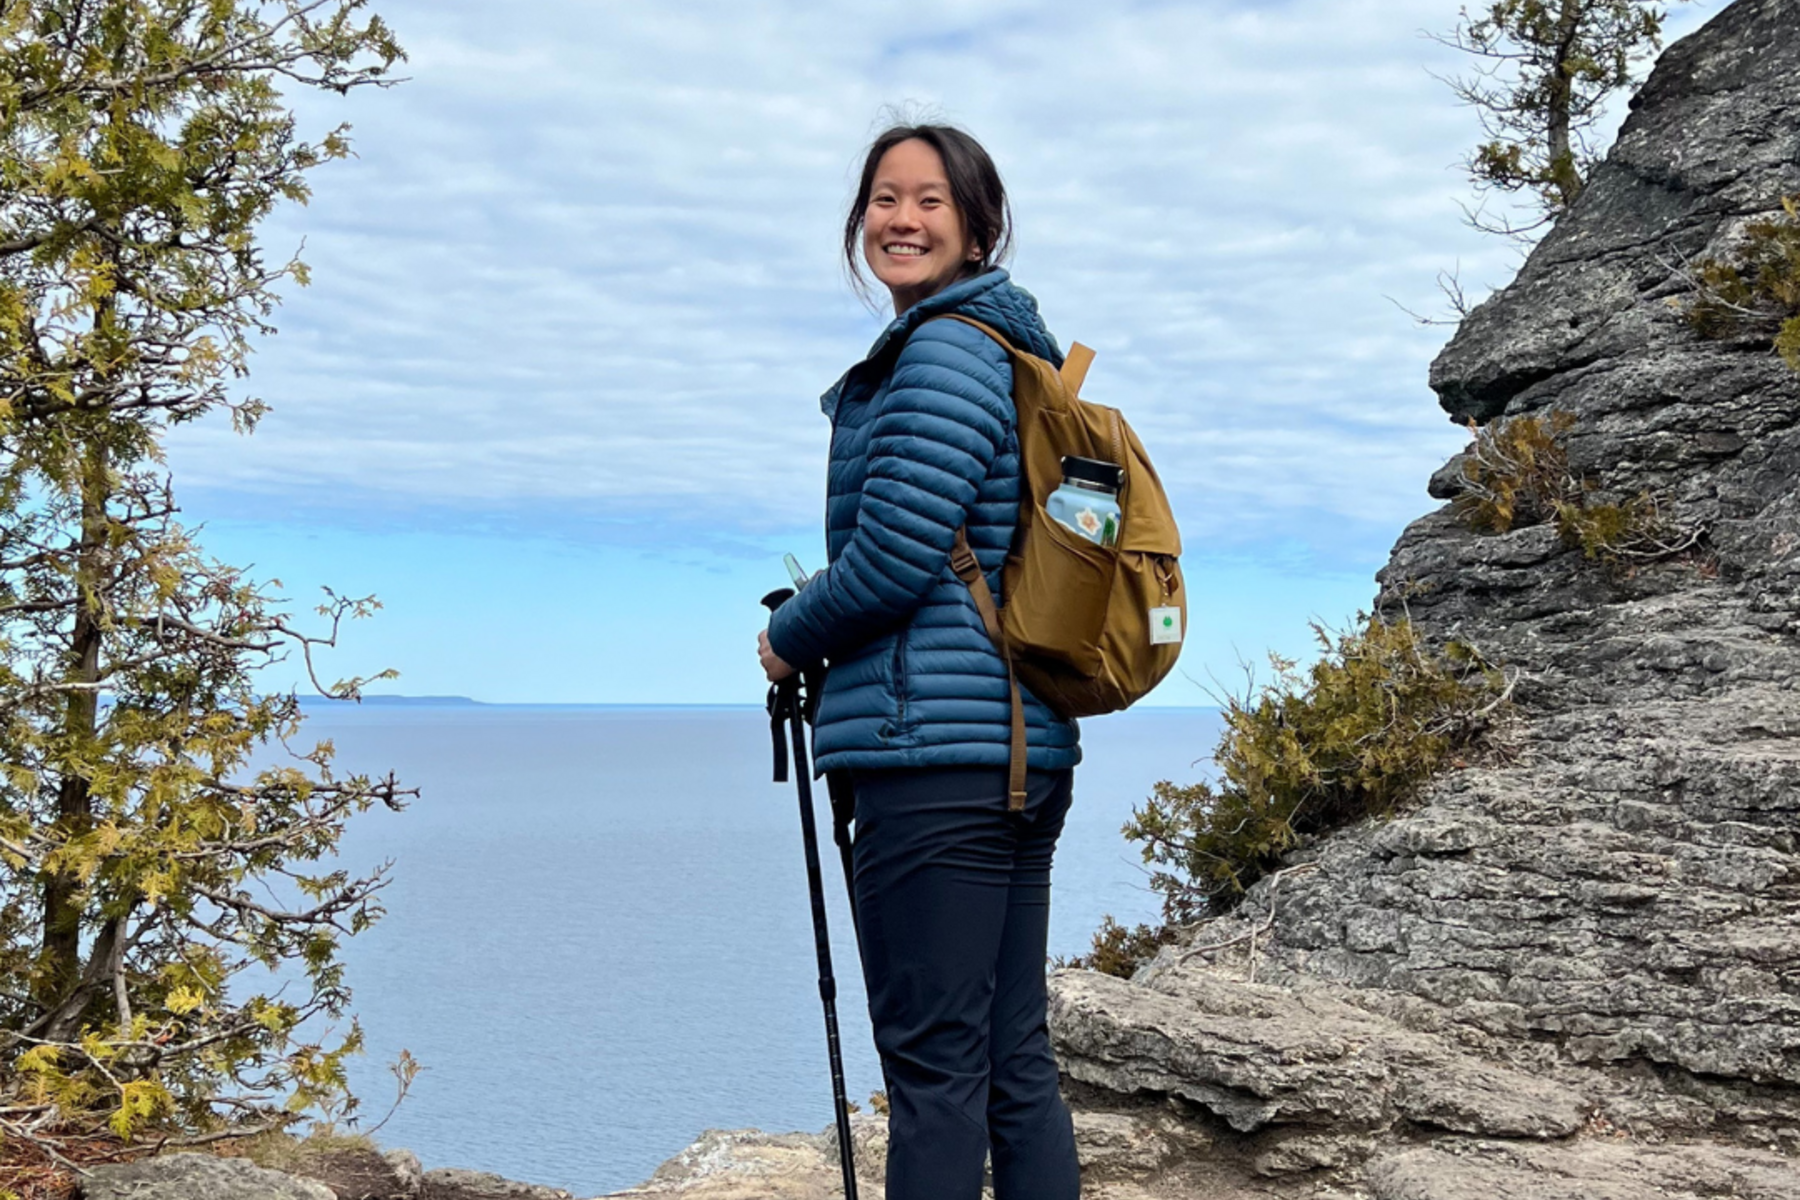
[762,589,858,1199]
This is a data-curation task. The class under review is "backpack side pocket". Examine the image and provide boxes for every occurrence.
[1003,500,1118,676]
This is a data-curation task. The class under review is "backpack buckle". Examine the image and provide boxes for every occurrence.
[949,541,980,579]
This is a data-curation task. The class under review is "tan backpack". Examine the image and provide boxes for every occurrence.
[936,315,1186,810]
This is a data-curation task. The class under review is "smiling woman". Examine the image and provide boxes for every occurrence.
[757,123,1080,1200]
[842,125,1014,314]
[862,139,982,311]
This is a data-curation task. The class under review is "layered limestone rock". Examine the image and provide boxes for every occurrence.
[83,1153,338,1200]
[592,1111,1244,1200]
[1045,0,1800,1193]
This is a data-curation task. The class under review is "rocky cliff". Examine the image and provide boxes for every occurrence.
[1051,0,1800,1194]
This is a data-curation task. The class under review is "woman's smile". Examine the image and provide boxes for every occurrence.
[862,137,981,313]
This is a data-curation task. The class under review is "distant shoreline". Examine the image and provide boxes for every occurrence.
[296,695,1222,713]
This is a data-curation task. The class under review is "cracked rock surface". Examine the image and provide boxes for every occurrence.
[1050,969,1589,1141]
[1042,0,1800,1194]
[83,1153,337,1200]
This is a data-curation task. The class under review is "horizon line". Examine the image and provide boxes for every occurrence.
[297,694,1225,713]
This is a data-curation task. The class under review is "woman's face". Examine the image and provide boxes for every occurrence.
[863,138,981,314]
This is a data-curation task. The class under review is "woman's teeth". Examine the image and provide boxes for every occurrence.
[886,245,926,256]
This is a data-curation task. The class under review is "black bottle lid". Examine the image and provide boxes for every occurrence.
[1060,455,1124,494]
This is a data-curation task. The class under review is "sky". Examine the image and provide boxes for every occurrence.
[164,0,1724,705]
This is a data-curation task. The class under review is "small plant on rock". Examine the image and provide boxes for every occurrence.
[1453,410,1581,532]
[1052,917,1175,979]
[1110,615,1508,945]
[1553,490,1674,564]
[1682,196,1800,372]
[1453,412,1691,569]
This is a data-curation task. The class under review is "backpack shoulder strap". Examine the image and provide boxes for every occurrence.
[931,313,1095,395]
[930,312,1101,812]
[952,527,1027,811]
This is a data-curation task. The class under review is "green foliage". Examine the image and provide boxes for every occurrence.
[1054,916,1175,979]
[1120,615,1507,929]
[1453,411,1679,568]
[1553,491,1666,562]
[1684,196,1800,373]
[0,0,408,1149]
[1452,409,1579,533]
[1440,1,1689,235]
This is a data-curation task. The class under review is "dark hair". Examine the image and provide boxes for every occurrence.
[843,123,1014,301]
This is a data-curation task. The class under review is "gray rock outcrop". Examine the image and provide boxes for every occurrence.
[284,1145,422,1200]
[419,1168,572,1200]
[1364,1140,1800,1200]
[1051,970,1588,1142]
[1043,0,1800,1194]
[83,1153,337,1200]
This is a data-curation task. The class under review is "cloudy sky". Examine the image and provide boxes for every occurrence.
[166,0,1723,704]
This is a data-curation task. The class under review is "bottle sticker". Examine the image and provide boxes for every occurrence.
[1149,607,1182,645]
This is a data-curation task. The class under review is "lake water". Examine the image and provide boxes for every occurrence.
[284,703,1222,1196]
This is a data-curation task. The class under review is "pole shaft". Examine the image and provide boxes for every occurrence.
[780,682,859,1199]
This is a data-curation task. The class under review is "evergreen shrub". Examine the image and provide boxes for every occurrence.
[1453,412,1678,567]
[1069,615,1507,978]
[1684,196,1800,371]
[0,0,407,1157]
[1053,917,1174,978]
[1453,410,1579,533]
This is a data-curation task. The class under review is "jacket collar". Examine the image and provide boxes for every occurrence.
[820,269,1013,419]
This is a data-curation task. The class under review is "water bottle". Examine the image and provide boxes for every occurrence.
[1045,455,1123,547]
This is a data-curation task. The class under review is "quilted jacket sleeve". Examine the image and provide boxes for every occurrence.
[767,319,1012,669]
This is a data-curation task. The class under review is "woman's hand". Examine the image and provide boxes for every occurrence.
[758,629,797,683]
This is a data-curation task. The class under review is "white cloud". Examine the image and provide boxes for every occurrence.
[165,0,1724,567]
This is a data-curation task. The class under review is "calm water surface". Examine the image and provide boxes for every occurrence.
[279,704,1221,1195]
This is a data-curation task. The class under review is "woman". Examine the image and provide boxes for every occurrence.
[756,123,1082,1200]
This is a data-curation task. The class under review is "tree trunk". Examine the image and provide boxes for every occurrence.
[36,436,108,1014]
[1547,0,1587,208]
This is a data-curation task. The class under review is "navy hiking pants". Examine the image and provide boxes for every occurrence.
[850,765,1081,1200]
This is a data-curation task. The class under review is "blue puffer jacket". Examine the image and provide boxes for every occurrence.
[767,269,1081,774]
